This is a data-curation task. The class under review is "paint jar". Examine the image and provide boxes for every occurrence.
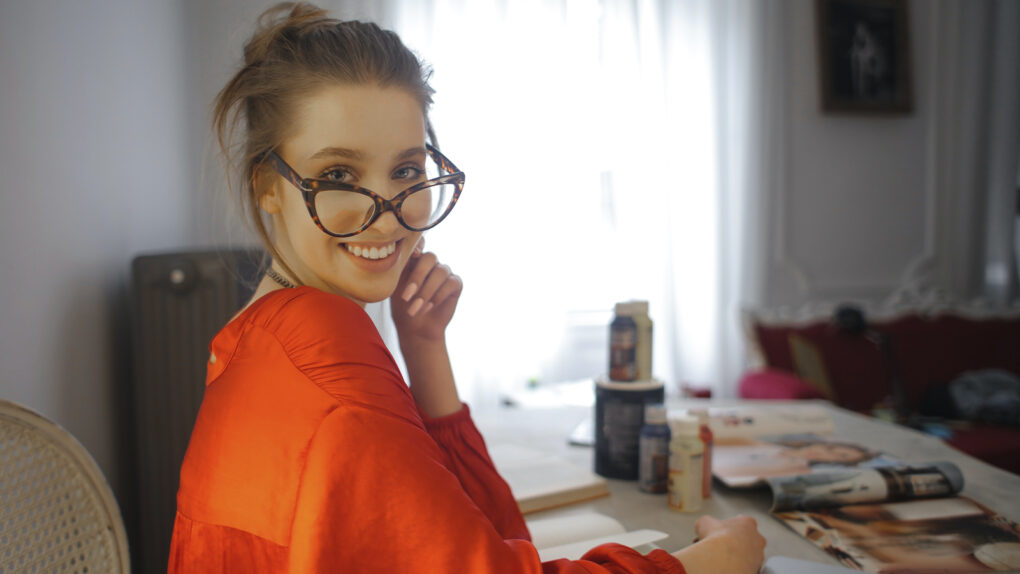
[630,301,653,381]
[689,408,714,499]
[594,377,665,479]
[608,306,637,381]
[608,301,653,382]
[639,403,671,493]
[668,414,703,512]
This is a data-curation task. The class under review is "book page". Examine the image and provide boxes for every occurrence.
[536,528,669,562]
[527,513,626,550]
[489,444,609,514]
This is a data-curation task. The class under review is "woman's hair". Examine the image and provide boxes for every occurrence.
[213,2,435,274]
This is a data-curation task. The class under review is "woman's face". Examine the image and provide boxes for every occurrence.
[262,84,427,305]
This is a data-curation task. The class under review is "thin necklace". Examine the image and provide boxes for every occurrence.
[265,267,297,289]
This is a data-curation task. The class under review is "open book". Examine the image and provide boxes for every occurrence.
[489,444,667,560]
[488,444,609,514]
[527,513,668,562]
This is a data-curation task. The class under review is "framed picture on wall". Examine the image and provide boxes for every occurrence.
[816,0,913,114]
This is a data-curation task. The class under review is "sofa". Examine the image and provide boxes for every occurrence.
[739,294,1020,475]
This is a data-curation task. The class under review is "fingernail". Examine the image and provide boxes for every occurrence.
[422,301,434,314]
[402,282,419,302]
[408,297,424,316]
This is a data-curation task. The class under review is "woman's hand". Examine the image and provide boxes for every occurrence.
[390,239,464,418]
[671,515,766,574]
[390,239,463,342]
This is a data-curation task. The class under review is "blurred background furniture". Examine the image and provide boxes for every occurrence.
[739,296,1020,475]
[126,249,261,573]
[0,398,130,573]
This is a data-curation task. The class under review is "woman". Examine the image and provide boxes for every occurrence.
[168,4,765,572]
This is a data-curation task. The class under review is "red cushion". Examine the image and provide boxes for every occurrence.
[752,320,887,411]
[738,368,828,400]
[751,313,1020,412]
[945,425,1020,475]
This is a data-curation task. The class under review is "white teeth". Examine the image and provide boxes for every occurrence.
[344,241,397,260]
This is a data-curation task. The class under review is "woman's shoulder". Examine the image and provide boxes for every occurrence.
[210,286,397,382]
[248,286,371,326]
[207,285,410,413]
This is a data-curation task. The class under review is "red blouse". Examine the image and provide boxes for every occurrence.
[169,287,686,573]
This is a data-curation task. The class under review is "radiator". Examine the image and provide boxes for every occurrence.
[128,249,262,573]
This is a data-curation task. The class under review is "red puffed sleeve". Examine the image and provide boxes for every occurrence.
[419,404,531,541]
[287,402,686,572]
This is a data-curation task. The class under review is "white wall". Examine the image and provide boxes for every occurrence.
[0,0,193,496]
[760,0,1017,307]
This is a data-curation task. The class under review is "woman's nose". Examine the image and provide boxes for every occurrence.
[369,207,400,234]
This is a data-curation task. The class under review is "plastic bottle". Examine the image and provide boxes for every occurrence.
[690,409,714,499]
[638,403,671,493]
[609,304,638,381]
[630,301,653,381]
[609,301,653,381]
[667,415,703,512]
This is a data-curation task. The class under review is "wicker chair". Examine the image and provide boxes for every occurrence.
[0,399,130,573]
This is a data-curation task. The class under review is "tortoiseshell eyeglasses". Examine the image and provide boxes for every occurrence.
[261,144,465,238]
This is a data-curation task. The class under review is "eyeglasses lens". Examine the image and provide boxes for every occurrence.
[312,152,458,235]
[400,181,457,230]
[314,192,377,236]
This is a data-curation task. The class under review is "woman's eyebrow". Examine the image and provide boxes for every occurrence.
[396,147,427,161]
[307,146,425,161]
[309,146,363,161]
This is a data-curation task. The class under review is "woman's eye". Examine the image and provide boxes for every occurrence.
[394,166,426,181]
[320,167,352,182]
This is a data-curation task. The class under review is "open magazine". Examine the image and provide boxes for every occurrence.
[710,407,1020,572]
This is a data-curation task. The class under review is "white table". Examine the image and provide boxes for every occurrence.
[473,399,1020,565]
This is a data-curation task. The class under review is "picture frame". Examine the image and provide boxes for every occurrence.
[816,0,913,114]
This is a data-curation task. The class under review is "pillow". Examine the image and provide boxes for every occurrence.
[750,316,888,412]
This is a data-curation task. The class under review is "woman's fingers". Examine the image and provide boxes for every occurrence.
[421,272,463,315]
[693,515,722,540]
[399,251,435,303]
[398,251,461,317]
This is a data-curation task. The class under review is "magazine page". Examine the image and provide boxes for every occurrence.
[708,404,834,440]
[713,433,900,488]
[768,462,965,512]
[773,497,1020,572]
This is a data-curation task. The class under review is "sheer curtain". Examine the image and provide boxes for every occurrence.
[370,0,767,405]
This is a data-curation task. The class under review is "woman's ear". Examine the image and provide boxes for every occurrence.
[257,173,283,214]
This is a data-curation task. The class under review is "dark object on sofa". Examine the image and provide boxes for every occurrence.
[741,306,1020,475]
[832,304,910,423]
[948,369,1020,427]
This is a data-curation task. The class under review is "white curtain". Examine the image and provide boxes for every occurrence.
[364,0,767,405]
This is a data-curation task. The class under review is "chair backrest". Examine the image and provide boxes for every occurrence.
[0,399,130,573]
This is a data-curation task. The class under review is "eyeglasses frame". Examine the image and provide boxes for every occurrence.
[259,143,465,238]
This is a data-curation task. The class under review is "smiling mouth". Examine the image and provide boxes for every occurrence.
[343,241,398,260]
